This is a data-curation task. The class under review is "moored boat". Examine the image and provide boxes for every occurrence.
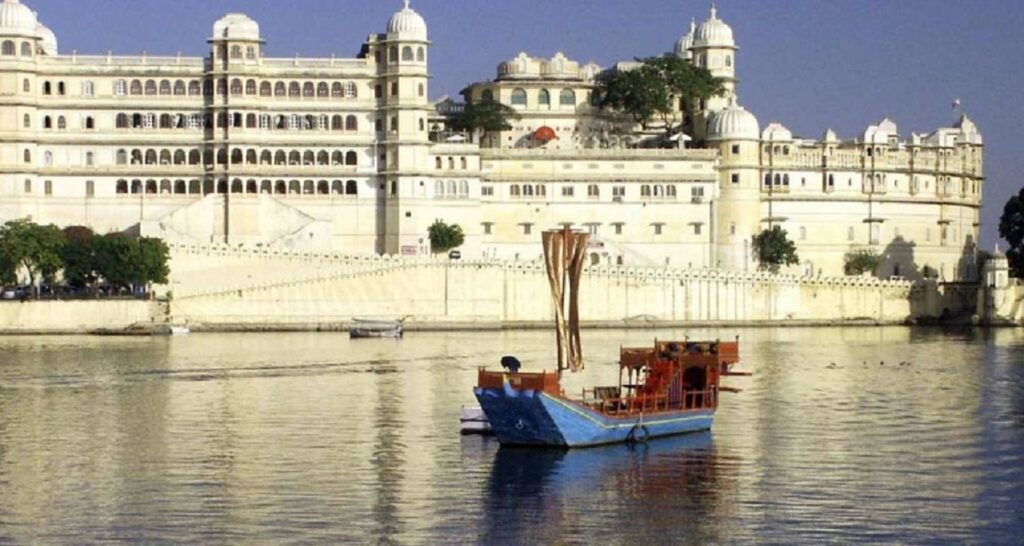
[473,228,744,448]
[349,318,404,338]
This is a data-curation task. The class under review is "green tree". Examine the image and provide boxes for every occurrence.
[61,226,97,289]
[92,234,170,292]
[448,100,521,143]
[595,56,725,138]
[752,226,799,273]
[427,220,465,254]
[843,247,883,276]
[0,219,66,296]
[998,187,1024,277]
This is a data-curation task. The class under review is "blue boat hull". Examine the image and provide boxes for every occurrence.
[474,382,714,448]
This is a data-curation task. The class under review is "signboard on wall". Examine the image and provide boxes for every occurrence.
[401,245,418,256]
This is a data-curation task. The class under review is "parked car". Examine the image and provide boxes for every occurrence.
[448,250,462,260]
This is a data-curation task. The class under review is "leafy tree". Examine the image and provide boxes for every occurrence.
[595,56,725,138]
[0,219,66,296]
[998,187,1024,277]
[91,234,171,293]
[752,226,799,273]
[428,220,465,254]
[61,226,98,289]
[843,247,883,276]
[448,100,521,143]
[138,237,170,286]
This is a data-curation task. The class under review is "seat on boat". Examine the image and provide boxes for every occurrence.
[592,386,621,412]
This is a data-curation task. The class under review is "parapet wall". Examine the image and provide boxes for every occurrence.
[0,300,155,333]
[167,244,918,328]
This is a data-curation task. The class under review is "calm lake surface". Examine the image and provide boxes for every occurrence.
[1,327,1022,544]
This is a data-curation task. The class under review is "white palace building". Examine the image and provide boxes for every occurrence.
[0,0,984,280]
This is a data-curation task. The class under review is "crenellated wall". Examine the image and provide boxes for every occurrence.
[166,244,920,328]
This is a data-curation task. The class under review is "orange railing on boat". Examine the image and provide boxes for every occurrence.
[477,368,561,396]
[580,388,718,417]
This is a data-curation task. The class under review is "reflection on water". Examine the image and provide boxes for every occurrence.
[0,327,1022,543]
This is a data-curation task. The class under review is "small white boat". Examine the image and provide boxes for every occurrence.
[460,405,492,435]
[169,325,190,336]
[349,318,403,339]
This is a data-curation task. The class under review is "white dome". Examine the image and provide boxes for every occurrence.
[387,0,427,40]
[212,13,260,41]
[707,99,760,141]
[35,22,55,55]
[693,6,734,48]
[761,122,793,141]
[0,0,37,36]
[675,19,696,59]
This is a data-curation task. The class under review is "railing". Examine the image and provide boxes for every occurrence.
[581,388,717,417]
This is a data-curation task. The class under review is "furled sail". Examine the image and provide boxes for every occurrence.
[542,227,590,375]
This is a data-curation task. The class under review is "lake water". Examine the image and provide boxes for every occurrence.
[0,327,1022,544]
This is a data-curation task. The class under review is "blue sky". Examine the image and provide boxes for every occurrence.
[27,0,1024,247]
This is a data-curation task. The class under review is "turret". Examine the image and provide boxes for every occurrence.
[690,4,738,140]
[707,98,760,271]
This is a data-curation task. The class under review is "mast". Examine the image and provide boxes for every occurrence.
[542,227,589,378]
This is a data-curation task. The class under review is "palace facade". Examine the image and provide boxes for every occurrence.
[0,0,984,280]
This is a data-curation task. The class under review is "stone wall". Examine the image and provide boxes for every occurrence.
[166,244,918,329]
[0,300,156,333]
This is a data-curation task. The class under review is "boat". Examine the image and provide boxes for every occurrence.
[349,318,404,339]
[473,228,745,448]
[169,324,190,336]
[460,406,493,435]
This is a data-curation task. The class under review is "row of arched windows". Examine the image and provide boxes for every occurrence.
[1,40,33,57]
[114,148,360,167]
[37,115,95,130]
[433,180,470,199]
[639,185,678,198]
[509,184,548,197]
[114,112,360,132]
[487,88,577,107]
[115,178,360,196]
[435,156,469,170]
[376,45,427,64]
[113,78,360,99]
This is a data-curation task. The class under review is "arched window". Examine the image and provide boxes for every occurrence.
[511,88,527,106]
[57,82,65,95]
[230,79,242,95]
[43,81,52,95]
[23,149,31,163]
[315,82,328,98]
[641,185,651,197]
[129,80,142,95]
[332,115,343,130]
[23,78,30,92]
[230,45,242,59]
[460,157,467,170]
[288,82,300,97]
[23,113,30,128]
[389,46,398,63]
[44,151,53,166]
[402,46,414,61]
[523,184,534,197]
[146,180,157,194]
[85,152,94,166]
[346,180,358,195]
[43,116,52,129]
[1,41,15,56]
[245,80,257,95]
[116,180,128,194]
[173,150,185,164]
[20,41,30,57]
[481,89,494,102]
[510,184,520,197]
[391,82,398,96]
[303,82,314,97]
[175,180,186,194]
[418,83,425,97]
[303,150,314,165]
[82,81,95,96]
[345,151,358,166]
[345,115,358,131]
[559,89,576,106]
[260,150,271,164]
[188,81,201,95]
[725,55,732,67]
[188,150,200,165]
[260,82,272,96]
[159,150,171,164]
[345,81,357,98]
[436,157,443,169]
[417,47,425,62]
[173,80,185,95]
[316,151,329,165]
[231,149,243,164]
[332,151,343,165]
[246,46,256,60]
[374,85,382,98]
[145,149,157,164]
[159,114,171,129]
[116,149,128,164]
[538,89,550,107]
[144,80,157,95]
[159,80,171,95]
[458,180,469,197]
[246,114,257,128]
[275,151,286,165]
[587,184,599,198]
